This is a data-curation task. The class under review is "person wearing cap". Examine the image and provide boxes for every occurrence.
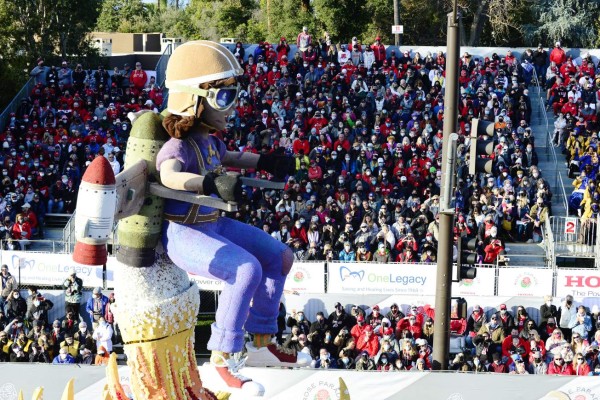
[307,312,329,356]
[58,60,73,87]
[356,324,380,357]
[29,58,49,86]
[25,292,53,328]
[355,349,376,370]
[327,302,354,338]
[0,264,16,301]
[351,314,368,342]
[58,332,80,358]
[86,287,109,329]
[465,305,488,348]
[509,355,529,374]
[63,270,83,317]
[497,304,516,335]
[296,26,312,53]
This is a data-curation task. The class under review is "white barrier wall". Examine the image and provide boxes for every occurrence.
[4,250,600,303]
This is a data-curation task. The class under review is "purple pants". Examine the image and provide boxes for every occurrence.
[162,217,293,353]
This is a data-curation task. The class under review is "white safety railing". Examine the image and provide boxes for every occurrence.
[532,68,568,215]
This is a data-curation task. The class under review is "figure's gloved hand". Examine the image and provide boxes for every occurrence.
[257,150,296,180]
[203,173,243,202]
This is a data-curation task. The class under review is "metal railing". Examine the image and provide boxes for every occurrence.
[0,239,69,253]
[543,217,555,269]
[154,44,172,111]
[62,212,76,252]
[532,68,568,215]
[0,77,36,133]
[549,215,599,264]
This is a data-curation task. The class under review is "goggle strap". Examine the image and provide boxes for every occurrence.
[166,82,211,99]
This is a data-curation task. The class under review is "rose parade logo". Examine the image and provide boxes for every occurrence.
[513,272,538,290]
[294,270,305,283]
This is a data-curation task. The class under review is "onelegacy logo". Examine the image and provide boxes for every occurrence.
[339,266,427,285]
[340,266,365,281]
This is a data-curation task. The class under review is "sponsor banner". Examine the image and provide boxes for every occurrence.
[327,262,436,295]
[284,262,325,294]
[188,262,326,294]
[452,267,496,296]
[1,250,105,287]
[497,268,553,297]
[556,269,600,298]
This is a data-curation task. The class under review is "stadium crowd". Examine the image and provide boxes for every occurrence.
[278,296,600,374]
[0,31,564,265]
[0,265,116,365]
[2,32,600,374]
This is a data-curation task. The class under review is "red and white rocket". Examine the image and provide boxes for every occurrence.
[73,156,117,266]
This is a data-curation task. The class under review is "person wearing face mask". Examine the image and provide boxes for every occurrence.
[526,350,548,374]
[76,345,94,365]
[547,354,574,375]
[569,305,593,340]
[73,321,95,350]
[307,312,329,356]
[25,293,53,328]
[338,241,356,262]
[5,290,26,321]
[286,310,311,336]
[92,316,114,355]
[558,295,577,342]
[10,332,31,362]
[86,287,109,329]
[483,226,505,263]
[52,346,75,364]
[539,295,559,335]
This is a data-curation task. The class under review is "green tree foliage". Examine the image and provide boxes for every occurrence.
[524,0,600,48]
[0,0,101,108]
[312,0,367,43]
[96,0,149,32]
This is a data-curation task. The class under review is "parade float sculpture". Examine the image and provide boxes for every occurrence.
[71,40,310,399]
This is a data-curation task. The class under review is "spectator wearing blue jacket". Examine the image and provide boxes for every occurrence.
[86,287,109,329]
[338,242,356,262]
[569,306,593,340]
[52,346,75,364]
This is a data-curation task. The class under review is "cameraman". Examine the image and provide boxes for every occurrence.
[63,271,83,316]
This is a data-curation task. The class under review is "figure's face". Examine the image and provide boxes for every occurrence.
[201,98,233,131]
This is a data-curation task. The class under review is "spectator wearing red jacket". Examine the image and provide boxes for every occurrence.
[371,37,386,66]
[573,352,591,375]
[356,325,379,357]
[351,315,368,342]
[502,328,530,359]
[130,62,148,94]
[292,133,310,155]
[547,356,574,375]
[12,213,32,250]
[549,42,567,66]
[20,203,38,236]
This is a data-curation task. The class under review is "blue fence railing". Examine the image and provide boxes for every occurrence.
[0,77,36,134]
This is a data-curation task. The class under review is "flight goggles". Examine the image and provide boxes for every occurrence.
[167,82,240,111]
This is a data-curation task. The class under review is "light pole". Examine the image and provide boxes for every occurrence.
[393,0,400,47]
[431,0,460,370]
